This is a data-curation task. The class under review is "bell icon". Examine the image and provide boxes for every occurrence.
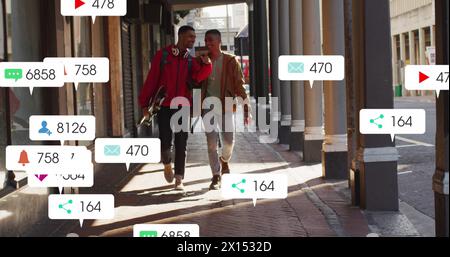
[18,150,30,167]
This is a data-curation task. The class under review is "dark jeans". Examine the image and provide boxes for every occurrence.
[157,107,188,178]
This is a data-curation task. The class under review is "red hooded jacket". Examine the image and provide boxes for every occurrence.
[139,45,212,108]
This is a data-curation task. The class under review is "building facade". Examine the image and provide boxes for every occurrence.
[0,0,448,237]
[0,0,174,234]
[390,0,436,96]
[176,3,248,54]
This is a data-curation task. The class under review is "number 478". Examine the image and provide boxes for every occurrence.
[436,72,449,83]
[92,0,115,9]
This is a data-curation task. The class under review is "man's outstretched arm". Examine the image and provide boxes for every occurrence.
[191,56,212,83]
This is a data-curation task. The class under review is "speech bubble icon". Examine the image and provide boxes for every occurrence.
[5,69,23,82]
[360,109,426,141]
[61,0,127,22]
[133,224,200,237]
[48,194,115,223]
[222,174,288,206]
[94,138,161,169]
[279,55,345,84]
[405,65,449,98]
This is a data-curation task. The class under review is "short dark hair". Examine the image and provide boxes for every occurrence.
[205,29,222,39]
[178,25,195,36]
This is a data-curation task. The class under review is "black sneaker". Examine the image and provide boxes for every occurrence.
[209,175,221,190]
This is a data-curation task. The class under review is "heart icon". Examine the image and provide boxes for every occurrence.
[35,174,48,182]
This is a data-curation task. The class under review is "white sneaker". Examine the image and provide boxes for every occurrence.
[174,176,185,191]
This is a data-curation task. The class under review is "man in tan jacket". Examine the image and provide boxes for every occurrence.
[200,29,251,190]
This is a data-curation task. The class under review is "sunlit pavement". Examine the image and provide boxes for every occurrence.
[2,107,430,237]
[28,130,374,237]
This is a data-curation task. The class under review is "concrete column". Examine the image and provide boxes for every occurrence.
[408,31,416,65]
[302,0,323,162]
[419,27,426,65]
[434,0,449,237]
[419,27,427,96]
[392,36,399,94]
[352,0,399,211]
[430,25,436,47]
[254,0,270,124]
[429,24,436,97]
[344,0,357,201]
[399,33,407,96]
[289,0,305,151]
[278,0,292,144]
[107,17,125,136]
[248,2,256,98]
[0,0,11,188]
[269,0,281,142]
[408,31,417,96]
[0,88,13,189]
[322,0,348,179]
[428,24,436,101]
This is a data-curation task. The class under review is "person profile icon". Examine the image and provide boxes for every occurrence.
[38,121,52,136]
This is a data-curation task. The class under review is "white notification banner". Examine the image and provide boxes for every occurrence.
[405,65,449,96]
[61,0,127,23]
[30,115,96,144]
[6,145,91,172]
[221,174,288,206]
[44,57,110,90]
[27,164,94,189]
[48,194,114,226]
[133,224,200,238]
[95,138,161,171]
[278,55,345,86]
[360,109,426,141]
[0,62,64,94]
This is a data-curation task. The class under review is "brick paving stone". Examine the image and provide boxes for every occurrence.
[33,131,372,237]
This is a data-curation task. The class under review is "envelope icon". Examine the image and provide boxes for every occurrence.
[104,145,120,156]
[288,62,304,73]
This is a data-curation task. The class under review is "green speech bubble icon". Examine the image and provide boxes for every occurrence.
[5,69,23,82]
[140,231,158,237]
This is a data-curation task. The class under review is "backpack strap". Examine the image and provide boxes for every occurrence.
[154,49,169,93]
[160,49,169,71]
[187,55,198,90]
[188,55,192,74]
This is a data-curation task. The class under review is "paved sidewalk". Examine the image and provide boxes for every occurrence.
[40,131,374,237]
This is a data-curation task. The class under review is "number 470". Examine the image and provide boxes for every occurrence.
[92,0,115,9]
[310,62,333,74]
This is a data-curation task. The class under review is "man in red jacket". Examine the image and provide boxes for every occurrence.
[139,25,212,190]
